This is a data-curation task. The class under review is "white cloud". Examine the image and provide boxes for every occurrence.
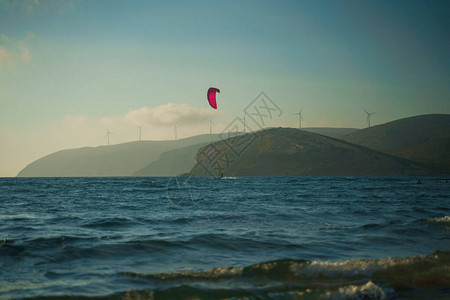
[0,33,33,69]
[0,103,227,176]
[0,46,14,65]
[20,47,31,61]
[124,103,220,126]
[0,0,79,14]
[59,103,225,146]
[0,0,36,13]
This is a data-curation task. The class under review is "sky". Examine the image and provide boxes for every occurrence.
[0,0,449,177]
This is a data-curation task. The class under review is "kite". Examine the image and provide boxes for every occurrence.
[207,87,220,109]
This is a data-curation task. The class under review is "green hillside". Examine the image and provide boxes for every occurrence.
[188,128,437,176]
[344,114,450,172]
[17,115,448,177]
[302,127,358,139]
[133,142,209,176]
[17,134,221,177]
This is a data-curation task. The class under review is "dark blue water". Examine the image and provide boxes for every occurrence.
[1,177,449,299]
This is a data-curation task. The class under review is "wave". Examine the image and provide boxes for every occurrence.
[5,251,450,299]
[122,250,450,282]
[0,213,40,220]
[114,250,450,299]
[427,216,450,223]
[81,217,138,228]
[0,236,195,263]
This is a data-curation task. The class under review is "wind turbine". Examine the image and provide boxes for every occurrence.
[137,124,144,141]
[105,129,114,146]
[363,109,375,128]
[241,114,246,133]
[174,125,178,140]
[209,119,214,134]
[293,107,304,129]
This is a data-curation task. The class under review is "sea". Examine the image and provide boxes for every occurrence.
[1,176,449,300]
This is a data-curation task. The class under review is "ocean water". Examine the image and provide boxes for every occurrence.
[1,176,449,299]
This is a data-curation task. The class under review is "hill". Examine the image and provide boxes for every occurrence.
[17,115,449,177]
[188,128,437,176]
[302,127,358,139]
[133,128,358,176]
[343,114,450,173]
[133,142,209,176]
[17,134,221,177]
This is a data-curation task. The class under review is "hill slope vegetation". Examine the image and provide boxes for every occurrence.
[17,134,221,177]
[17,115,448,177]
[188,128,436,176]
[133,142,210,176]
[344,114,450,172]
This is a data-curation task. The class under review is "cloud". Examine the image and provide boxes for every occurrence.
[0,0,39,13]
[0,33,33,69]
[60,103,225,144]
[20,47,31,61]
[62,114,89,128]
[0,46,14,65]
[124,103,221,126]
[0,0,79,14]
[0,104,225,176]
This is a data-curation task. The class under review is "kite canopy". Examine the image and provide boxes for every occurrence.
[207,87,220,109]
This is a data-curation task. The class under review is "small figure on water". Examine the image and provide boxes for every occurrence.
[416,179,422,184]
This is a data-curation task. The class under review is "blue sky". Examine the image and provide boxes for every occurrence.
[0,0,449,176]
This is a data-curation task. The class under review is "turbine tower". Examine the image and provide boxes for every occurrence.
[137,124,144,142]
[209,119,214,134]
[241,114,246,133]
[105,129,114,146]
[293,107,304,129]
[174,125,178,140]
[364,109,375,128]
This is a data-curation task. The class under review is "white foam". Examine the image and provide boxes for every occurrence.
[0,213,39,219]
[428,216,450,223]
[291,253,440,279]
[154,266,244,280]
[292,259,384,278]
[326,281,394,300]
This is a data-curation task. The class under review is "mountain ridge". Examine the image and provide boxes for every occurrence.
[17,134,221,177]
[344,114,450,172]
[16,114,449,177]
[188,128,439,176]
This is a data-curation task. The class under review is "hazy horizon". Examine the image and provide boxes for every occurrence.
[1,0,449,177]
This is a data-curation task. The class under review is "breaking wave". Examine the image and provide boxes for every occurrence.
[427,216,450,223]
[113,250,450,300]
